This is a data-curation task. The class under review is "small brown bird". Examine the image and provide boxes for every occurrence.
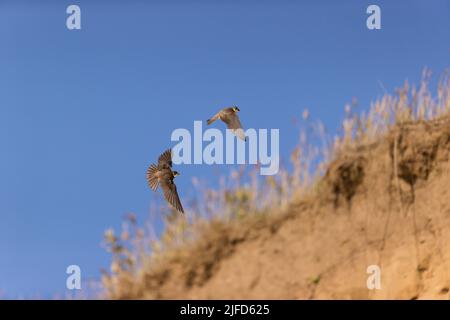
[146,149,184,213]
[207,106,246,141]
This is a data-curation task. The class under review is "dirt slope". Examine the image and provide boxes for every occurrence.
[110,116,450,299]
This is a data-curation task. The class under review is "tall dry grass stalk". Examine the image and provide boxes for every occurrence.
[102,70,450,297]
[335,69,450,155]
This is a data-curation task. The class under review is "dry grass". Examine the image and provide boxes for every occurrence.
[101,69,450,299]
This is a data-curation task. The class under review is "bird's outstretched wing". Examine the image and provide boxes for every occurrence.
[224,113,242,130]
[158,149,172,168]
[224,114,246,141]
[161,179,184,213]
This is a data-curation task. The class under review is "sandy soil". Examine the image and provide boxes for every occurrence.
[108,116,450,299]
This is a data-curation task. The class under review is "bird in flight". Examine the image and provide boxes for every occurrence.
[146,149,184,214]
[207,106,247,141]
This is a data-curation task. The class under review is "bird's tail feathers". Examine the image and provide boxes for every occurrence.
[207,114,218,125]
[146,164,159,190]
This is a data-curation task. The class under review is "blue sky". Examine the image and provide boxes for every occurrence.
[0,0,448,298]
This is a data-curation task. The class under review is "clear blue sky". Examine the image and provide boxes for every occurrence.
[0,0,448,298]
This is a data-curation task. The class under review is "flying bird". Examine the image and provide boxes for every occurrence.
[146,149,184,214]
[207,106,247,141]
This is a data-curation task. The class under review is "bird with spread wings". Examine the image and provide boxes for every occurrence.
[207,106,247,141]
[146,149,184,214]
